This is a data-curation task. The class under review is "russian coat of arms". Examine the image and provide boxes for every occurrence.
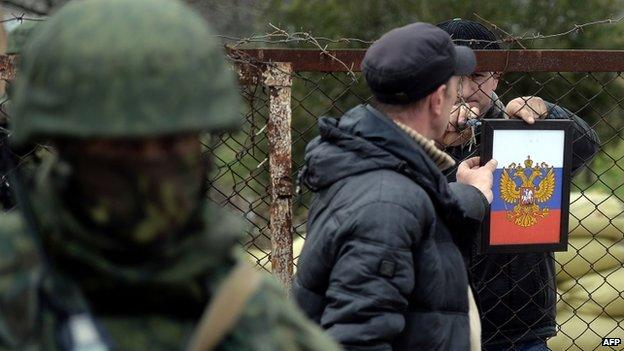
[500,156,555,228]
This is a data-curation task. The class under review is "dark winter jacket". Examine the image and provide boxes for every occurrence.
[293,104,489,351]
[444,95,600,347]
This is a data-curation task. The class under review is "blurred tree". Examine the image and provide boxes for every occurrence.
[255,0,624,136]
[1,0,261,37]
[259,0,624,49]
[1,0,64,15]
[186,0,261,37]
[251,0,624,210]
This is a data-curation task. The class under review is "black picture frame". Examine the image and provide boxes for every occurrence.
[479,119,574,253]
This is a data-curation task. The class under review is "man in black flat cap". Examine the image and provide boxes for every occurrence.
[293,22,497,351]
[436,18,600,351]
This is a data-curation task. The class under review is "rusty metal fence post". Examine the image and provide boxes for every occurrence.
[262,62,294,290]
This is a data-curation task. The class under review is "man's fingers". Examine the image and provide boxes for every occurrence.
[462,156,480,169]
[526,96,548,117]
[460,157,496,171]
[468,106,480,119]
[457,105,468,126]
[506,96,548,122]
[450,105,462,120]
[450,105,480,131]
[505,102,536,124]
[484,158,498,171]
[504,101,520,119]
[448,105,462,131]
[460,106,480,125]
[517,108,535,124]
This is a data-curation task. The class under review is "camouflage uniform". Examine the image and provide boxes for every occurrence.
[0,0,341,350]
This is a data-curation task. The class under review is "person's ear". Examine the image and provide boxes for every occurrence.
[429,84,447,117]
[492,72,501,89]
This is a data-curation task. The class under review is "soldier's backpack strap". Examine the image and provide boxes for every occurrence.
[187,261,263,351]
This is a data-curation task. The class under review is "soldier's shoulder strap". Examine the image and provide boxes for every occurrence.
[187,260,263,351]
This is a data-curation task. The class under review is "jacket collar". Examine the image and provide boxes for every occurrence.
[393,120,456,171]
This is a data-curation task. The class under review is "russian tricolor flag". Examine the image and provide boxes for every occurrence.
[489,129,565,245]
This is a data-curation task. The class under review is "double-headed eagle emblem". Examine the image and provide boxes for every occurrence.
[500,156,555,228]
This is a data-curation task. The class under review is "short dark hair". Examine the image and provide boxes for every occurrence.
[372,98,426,116]
[372,77,455,116]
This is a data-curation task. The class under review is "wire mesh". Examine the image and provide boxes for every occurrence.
[221,55,622,350]
[1,50,623,350]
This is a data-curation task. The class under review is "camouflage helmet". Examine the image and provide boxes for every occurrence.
[11,0,241,146]
[6,20,39,55]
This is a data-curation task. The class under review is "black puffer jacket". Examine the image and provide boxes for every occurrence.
[444,96,600,347]
[293,104,489,351]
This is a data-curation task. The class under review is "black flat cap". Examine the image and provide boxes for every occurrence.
[362,22,476,105]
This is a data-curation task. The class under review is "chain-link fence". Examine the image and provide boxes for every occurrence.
[214,49,623,350]
[1,49,623,350]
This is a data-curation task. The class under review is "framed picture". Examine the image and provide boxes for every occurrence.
[479,119,574,253]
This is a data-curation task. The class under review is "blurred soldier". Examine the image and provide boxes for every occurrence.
[437,19,600,351]
[0,0,341,350]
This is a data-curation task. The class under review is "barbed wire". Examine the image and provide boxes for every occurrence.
[216,13,624,84]
[221,23,362,81]
[474,13,624,49]
[0,13,44,23]
[217,23,373,48]
[218,13,624,52]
